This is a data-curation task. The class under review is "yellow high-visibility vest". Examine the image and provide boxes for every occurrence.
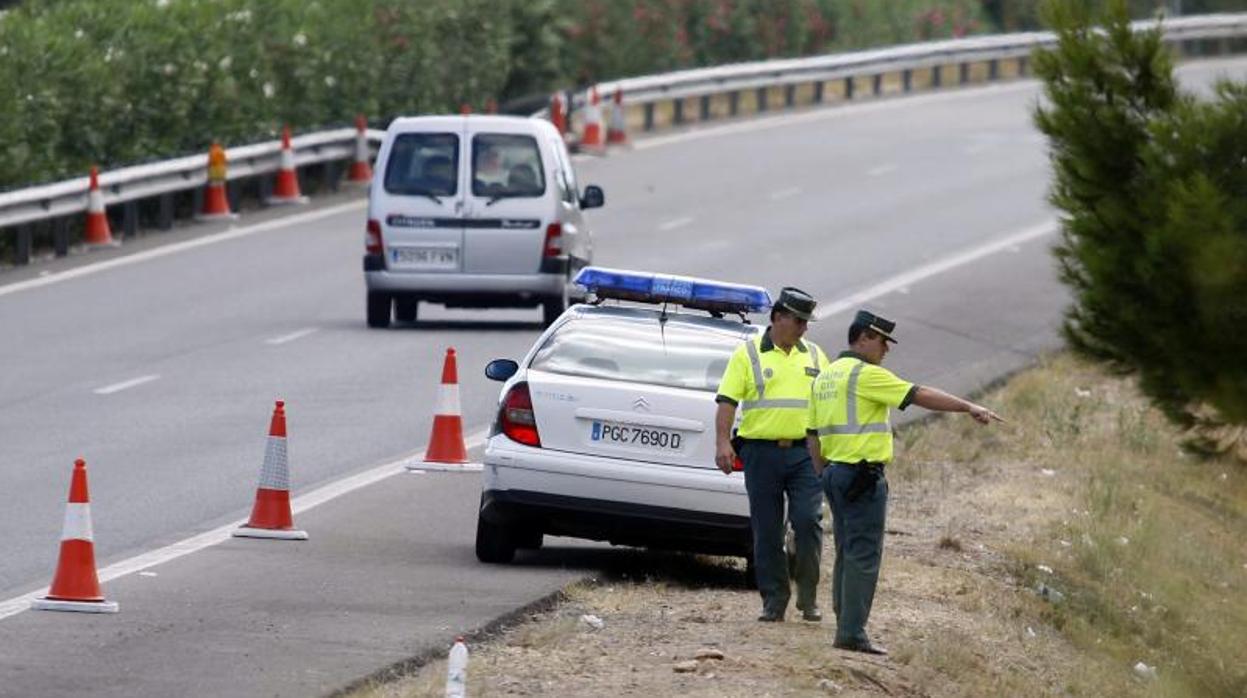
[716,329,824,440]
[807,352,916,464]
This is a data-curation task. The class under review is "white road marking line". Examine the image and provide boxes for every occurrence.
[265,327,319,346]
[0,426,492,621]
[813,221,1057,321]
[93,374,160,395]
[768,187,802,201]
[0,200,368,299]
[658,216,694,231]
[634,81,1038,151]
[868,164,897,177]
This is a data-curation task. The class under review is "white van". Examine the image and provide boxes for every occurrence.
[363,115,604,328]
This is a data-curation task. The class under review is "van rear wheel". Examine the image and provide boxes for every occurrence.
[394,297,418,324]
[366,292,391,328]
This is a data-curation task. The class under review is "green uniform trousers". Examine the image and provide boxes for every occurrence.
[823,462,888,645]
[741,441,823,617]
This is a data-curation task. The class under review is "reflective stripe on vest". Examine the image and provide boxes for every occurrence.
[813,361,891,435]
[740,338,815,412]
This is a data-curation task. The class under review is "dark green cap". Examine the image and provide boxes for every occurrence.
[775,287,817,321]
[853,309,898,343]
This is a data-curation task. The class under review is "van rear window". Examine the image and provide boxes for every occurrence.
[384,133,459,197]
[472,134,545,199]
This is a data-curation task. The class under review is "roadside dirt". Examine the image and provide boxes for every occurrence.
[356,413,1102,697]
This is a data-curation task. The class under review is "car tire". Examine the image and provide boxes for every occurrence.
[367,292,391,329]
[515,527,543,550]
[394,297,418,324]
[541,283,569,328]
[475,511,517,563]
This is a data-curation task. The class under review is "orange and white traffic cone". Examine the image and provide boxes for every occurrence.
[579,87,605,154]
[197,142,238,221]
[607,88,629,146]
[345,114,372,185]
[267,126,308,206]
[233,400,308,540]
[32,458,119,613]
[407,348,480,472]
[84,166,118,248]
[550,92,568,142]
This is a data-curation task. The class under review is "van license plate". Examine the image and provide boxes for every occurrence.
[390,246,458,270]
[591,421,683,451]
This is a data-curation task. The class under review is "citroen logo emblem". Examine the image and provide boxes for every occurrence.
[632,397,651,412]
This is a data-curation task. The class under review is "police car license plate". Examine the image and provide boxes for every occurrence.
[590,421,683,451]
[390,246,458,270]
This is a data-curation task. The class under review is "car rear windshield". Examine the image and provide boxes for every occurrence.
[384,132,459,197]
[529,315,747,392]
[472,133,545,199]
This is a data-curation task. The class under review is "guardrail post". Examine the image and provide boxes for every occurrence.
[123,201,139,238]
[756,87,768,112]
[903,69,913,92]
[1018,56,1029,77]
[54,218,69,257]
[813,81,824,104]
[227,182,241,213]
[785,84,796,108]
[845,77,854,100]
[644,103,655,131]
[700,95,711,121]
[673,98,685,125]
[960,63,970,85]
[872,74,882,96]
[16,225,32,265]
[324,161,340,193]
[989,59,999,81]
[259,175,273,204]
[729,91,739,116]
[932,65,943,88]
[158,193,174,230]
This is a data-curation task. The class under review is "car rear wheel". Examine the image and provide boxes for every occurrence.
[394,297,418,324]
[475,511,517,563]
[541,282,569,328]
[515,527,543,550]
[366,291,391,328]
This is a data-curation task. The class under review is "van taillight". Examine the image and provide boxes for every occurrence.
[366,219,383,254]
[499,382,541,447]
[733,457,744,472]
[542,223,562,257]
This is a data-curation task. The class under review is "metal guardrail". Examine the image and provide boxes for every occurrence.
[3,13,1246,265]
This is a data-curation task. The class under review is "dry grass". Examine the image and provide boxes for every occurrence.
[347,354,1247,698]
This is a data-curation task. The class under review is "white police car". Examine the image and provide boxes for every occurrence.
[475,267,767,567]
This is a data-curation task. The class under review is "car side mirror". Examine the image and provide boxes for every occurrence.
[485,359,519,382]
[579,185,605,209]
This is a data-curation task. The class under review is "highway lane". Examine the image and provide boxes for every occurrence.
[2,57,1244,697]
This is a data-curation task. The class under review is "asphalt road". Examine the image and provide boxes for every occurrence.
[2,57,1244,697]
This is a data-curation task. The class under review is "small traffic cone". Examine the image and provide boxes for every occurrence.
[267,126,308,206]
[460,104,472,115]
[197,142,238,221]
[549,92,568,141]
[345,114,372,185]
[84,166,118,248]
[407,348,480,472]
[233,400,308,540]
[579,87,605,154]
[32,458,119,613]
[485,98,498,114]
[607,87,629,146]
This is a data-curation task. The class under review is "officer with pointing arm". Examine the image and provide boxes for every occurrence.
[715,288,827,623]
[808,310,1003,655]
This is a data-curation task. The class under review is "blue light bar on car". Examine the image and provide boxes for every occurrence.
[573,266,772,314]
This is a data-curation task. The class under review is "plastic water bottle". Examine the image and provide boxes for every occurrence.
[445,636,468,698]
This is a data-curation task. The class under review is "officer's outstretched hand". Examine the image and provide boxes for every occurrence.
[715,440,737,475]
[969,404,1005,425]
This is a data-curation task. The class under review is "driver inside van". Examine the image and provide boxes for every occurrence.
[474,144,507,190]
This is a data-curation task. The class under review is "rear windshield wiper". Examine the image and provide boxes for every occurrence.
[485,194,510,207]
[395,187,444,204]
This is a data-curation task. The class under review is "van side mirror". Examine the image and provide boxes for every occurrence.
[580,185,605,209]
[485,359,519,382]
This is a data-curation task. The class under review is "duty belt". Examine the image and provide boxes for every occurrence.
[739,437,805,449]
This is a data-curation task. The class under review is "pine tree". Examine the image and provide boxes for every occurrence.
[1034,0,1247,456]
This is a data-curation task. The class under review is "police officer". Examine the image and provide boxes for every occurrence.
[807,310,1003,654]
[716,287,827,622]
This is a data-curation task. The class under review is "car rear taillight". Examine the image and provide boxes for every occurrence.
[365,218,383,254]
[542,222,562,257]
[733,457,744,472]
[499,382,541,447]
